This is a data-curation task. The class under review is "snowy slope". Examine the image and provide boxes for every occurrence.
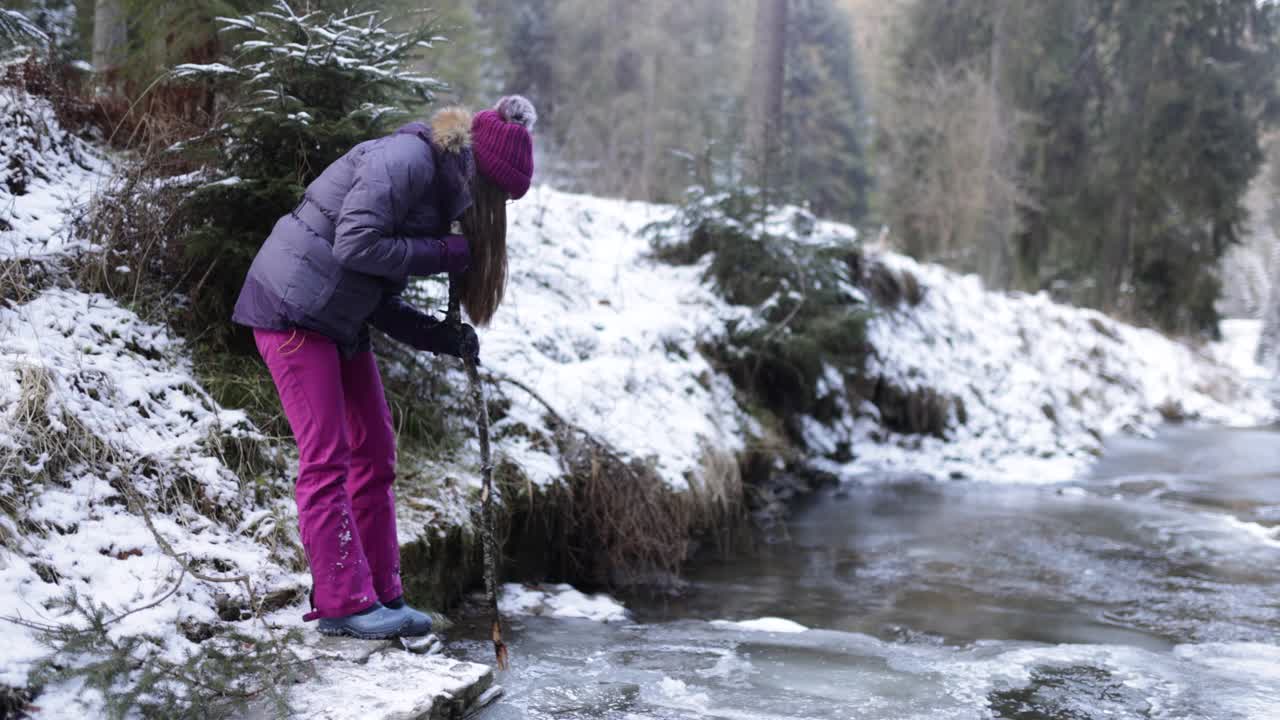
[477,187,1272,487]
[0,85,107,259]
[468,187,750,492]
[0,88,310,702]
[815,253,1275,484]
[0,288,311,695]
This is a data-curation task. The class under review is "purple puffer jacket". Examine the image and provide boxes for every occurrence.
[231,116,474,355]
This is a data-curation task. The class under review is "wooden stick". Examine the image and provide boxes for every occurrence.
[465,357,508,670]
[449,278,508,670]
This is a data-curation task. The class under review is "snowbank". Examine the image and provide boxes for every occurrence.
[0,289,258,485]
[0,288,316,704]
[806,253,1276,484]
[484,186,1271,487]
[451,186,751,493]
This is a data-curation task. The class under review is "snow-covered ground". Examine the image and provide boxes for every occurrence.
[0,86,107,259]
[455,187,751,493]
[478,186,1273,487]
[807,254,1275,484]
[0,288,317,708]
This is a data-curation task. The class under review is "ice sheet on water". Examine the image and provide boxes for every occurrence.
[467,617,1280,720]
[498,583,630,623]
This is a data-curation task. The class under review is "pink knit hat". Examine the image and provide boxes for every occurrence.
[472,96,536,200]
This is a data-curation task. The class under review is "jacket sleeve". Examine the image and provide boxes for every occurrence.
[333,142,449,280]
[368,293,448,353]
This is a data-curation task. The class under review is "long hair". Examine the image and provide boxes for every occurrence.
[457,174,509,326]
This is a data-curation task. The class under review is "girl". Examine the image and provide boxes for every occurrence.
[232,96,536,639]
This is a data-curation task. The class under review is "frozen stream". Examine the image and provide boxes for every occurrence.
[454,426,1280,719]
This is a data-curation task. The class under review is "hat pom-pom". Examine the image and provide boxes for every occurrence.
[496,95,537,131]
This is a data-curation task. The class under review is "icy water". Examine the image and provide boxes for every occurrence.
[455,426,1280,719]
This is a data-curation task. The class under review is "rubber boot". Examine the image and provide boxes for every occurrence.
[384,596,434,637]
[317,602,412,640]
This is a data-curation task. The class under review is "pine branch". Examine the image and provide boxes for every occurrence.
[0,9,49,50]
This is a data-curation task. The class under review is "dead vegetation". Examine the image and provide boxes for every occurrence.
[489,373,745,588]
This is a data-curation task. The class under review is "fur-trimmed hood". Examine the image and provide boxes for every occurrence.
[395,107,474,155]
[430,106,473,153]
[395,112,475,223]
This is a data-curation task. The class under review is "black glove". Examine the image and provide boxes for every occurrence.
[419,321,480,363]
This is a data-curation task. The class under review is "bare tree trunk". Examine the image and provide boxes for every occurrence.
[1258,236,1280,369]
[1098,29,1153,314]
[749,0,788,206]
[981,0,1015,290]
[93,0,127,92]
[639,41,660,200]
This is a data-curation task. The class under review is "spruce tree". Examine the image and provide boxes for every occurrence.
[0,7,50,54]
[783,0,872,223]
[167,0,444,347]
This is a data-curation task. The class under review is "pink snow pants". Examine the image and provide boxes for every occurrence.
[254,327,403,620]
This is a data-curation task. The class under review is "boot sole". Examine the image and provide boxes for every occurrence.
[399,623,433,638]
[317,622,413,640]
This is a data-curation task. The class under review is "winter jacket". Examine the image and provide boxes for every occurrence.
[231,109,476,355]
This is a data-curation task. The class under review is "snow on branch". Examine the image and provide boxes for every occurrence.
[171,0,443,130]
[0,9,49,50]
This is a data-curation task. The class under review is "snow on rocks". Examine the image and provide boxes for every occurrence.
[499,582,630,623]
[711,617,810,634]
[0,85,108,260]
[250,650,497,720]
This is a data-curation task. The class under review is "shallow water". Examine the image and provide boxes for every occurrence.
[455,426,1280,719]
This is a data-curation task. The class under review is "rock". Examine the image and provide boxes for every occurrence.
[250,650,494,720]
[306,634,392,665]
[400,634,444,655]
[467,686,505,715]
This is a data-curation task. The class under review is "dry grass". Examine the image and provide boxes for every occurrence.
[72,162,191,327]
[0,258,64,306]
[865,257,926,308]
[4,364,114,488]
[490,374,746,587]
